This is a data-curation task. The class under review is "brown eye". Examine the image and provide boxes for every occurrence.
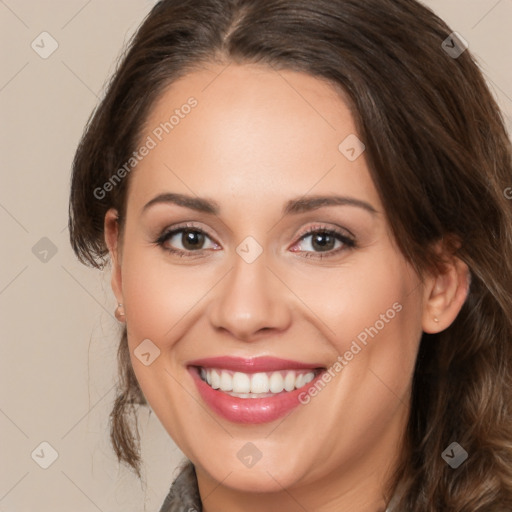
[309,231,337,252]
[180,230,206,250]
[291,227,356,259]
[156,225,219,256]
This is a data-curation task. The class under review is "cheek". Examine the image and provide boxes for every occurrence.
[311,246,422,377]
[297,252,423,461]
[118,245,217,436]
[334,256,422,401]
[120,243,218,348]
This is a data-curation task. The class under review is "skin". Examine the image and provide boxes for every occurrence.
[104,63,470,512]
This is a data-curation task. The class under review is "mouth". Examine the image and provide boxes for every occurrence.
[186,356,328,424]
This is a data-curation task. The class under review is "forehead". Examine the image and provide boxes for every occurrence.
[127,63,380,214]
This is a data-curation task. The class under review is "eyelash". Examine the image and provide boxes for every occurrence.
[154,222,356,260]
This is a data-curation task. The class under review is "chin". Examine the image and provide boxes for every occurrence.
[201,458,306,493]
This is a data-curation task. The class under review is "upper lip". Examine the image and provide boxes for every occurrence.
[187,356,325,373]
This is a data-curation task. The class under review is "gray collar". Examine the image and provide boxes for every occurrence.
[158,461,202,512]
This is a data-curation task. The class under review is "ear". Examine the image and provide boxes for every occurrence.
[422,241,471,334]
[104,208,123,305]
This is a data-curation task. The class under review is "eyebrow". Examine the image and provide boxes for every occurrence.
[283,195,377,216]
[143,193,219,214]
[142,192,377,216]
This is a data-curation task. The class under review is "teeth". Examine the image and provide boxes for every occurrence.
[199,368,318,396]
[250,372,269,393]
[210,369,220,389]
[269,372,284,393]
[305,373,314,384]
[220,371,233,391]
[232,372,251,393]
[284,371,295,391]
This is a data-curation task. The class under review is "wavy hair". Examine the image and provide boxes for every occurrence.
[68,0,512,509]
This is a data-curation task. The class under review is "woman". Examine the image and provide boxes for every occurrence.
[68,0,512,510]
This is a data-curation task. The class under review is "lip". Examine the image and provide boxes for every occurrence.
[188,364,326,424]
[186,356,325,373]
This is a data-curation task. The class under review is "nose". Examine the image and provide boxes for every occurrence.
[208,250,292,342]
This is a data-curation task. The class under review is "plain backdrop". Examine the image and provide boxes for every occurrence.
[1,1,511,511]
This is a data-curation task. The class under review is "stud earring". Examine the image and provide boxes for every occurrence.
[434,316,439,323]
[115,303,126,322]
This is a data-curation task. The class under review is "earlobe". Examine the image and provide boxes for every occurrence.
[104,208,124,306]
[422,255,471,334]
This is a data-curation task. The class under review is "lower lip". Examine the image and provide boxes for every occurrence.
[188,366,325,424]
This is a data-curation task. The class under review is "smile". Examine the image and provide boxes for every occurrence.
[187,356,327,424]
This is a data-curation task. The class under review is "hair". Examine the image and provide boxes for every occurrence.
[68,0,512,509]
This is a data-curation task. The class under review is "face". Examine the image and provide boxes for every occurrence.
[105,63,435,504]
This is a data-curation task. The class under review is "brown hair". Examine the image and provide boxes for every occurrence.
[68,0,512,509]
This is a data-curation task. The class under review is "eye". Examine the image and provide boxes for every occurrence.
[290,225,356,259]
[154,222,355,259]
[155,223,219,256]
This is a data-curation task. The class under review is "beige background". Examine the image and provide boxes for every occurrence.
[1,1,511,511]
